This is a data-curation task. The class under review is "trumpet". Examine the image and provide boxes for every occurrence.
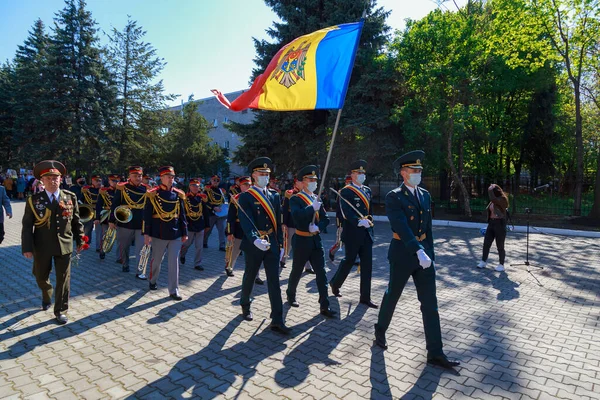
[79,204,95,224]
[138,244,151,276]
[114,205,133,224]
[101,226,116,253]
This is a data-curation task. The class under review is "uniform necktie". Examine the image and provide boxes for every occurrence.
[51,194,57,204]
[413,189,420,206]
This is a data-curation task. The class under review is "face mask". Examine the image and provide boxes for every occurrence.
[307,182,318,193]
[256,175,269,188]
[408,173,421,187]
[356,174,366,185]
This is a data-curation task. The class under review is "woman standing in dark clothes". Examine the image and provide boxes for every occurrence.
[477,184,509,272]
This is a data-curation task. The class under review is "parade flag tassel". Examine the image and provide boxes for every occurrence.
[212,21,363,111]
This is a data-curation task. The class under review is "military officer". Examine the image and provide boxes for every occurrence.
[203,175,228,251]
[237,157,289,334]
[82,175,102,252]
[95,173,119,259]
[330,161,377,308]
[144,166,188,300]
[109,166,148,278]
[22,160,85,324]
[180,178,206,270]
[286,165,336,318]
[374,151,460,369]
[281,178,314,273]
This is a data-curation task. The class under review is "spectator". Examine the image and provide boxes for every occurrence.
[477,184,509,272]
[0,183,12,244]
[3,175,14,199]
[17,174,27,200]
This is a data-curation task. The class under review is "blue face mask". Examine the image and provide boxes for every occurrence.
[356,174,366,184]
[256,175,269,188]
[408,173,421,187]
[307,182,318,193]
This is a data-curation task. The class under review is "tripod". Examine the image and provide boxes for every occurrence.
[511,208,543,284]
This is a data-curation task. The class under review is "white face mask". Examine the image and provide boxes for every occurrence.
[307,182,318,193]
[356,174,366,185]
[408,173,421,187]
[256,175,269,188]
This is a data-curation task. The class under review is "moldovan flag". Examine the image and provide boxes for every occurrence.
[212,21,363,111]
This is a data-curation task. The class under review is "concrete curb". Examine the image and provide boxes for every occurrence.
[325,212,600,238]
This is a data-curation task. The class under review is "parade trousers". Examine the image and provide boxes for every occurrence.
[149,237,181,295]
[330,237,373,301]
[377,260,444,358]
[117,227,144,269]
[181,231,204,267]
[286,235,329,310]
[32,252,71,316]
[241,246,283,324]
[204,216,226,248]
[281,227,311,270]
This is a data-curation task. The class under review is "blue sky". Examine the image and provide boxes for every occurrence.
[0,0,465,106]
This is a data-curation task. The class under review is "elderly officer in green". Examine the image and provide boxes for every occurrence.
[374,151,460,370]
[286,165,336,318]
[22,160,85,325]
[329,160,377,308]
[237,157,290,334]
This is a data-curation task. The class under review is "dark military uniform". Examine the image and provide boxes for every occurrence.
[328,176,352,261]
[95,179,116,259]
[285,166,333,315]
[280,187,298,266]
[375,151,456,368]
[237,158,286,329]
[180,179,206,269]
[82,179,102,251]
[330,161,375,304]
[203,180,228,250]
[109,167,147,273]
[144,168,187,298]
[22,160,84,320]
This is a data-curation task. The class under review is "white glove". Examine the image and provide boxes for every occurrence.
[358,219,370,228]
[417,249,432,269]
[308,223,320,233]
[312,199,322,211]
[253,238,270,251]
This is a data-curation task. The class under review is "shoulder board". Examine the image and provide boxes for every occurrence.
[145,189,157,198]
[234,193,241,200]
[82,185,91,189]
[419,187,430,194]
[62,189,76,196]
[174,188,186,199]
[268,188,278,194]
[100,187,111,191]
[116,182,127,190]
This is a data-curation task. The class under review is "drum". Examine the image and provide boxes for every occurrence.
[215,203,229,218]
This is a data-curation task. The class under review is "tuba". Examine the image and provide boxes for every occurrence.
[101,226,116,253]
[114,205,133,224]
[79,204,95,223]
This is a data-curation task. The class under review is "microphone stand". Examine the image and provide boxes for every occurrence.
[511,208,543,286]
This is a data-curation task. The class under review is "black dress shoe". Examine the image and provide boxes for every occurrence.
[328,251,335,262]
[360,299,379,309]
[149,283,158,290]
[194,265,204,271]
[122,265,130,272]
[374,324,387,349]
[225,268,234,277]
[320,308,336,318]
[255,277,264,285]
[169,294,183,301]
[99,251,105,260]
[242,309,253,321]
[42,302,52,311]
[427,356,461,369]
[280,261,286,268]
[179,256,185,265]
[304,269,315,274]
[96,249,101,253]
[288,298,299,307]
[330,283,342,297]
[203,243,208,248]
[269,322,291,335]
[56,314,68,325]
[219,247,226,252]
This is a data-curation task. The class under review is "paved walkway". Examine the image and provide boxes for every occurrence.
[0,201,599,399]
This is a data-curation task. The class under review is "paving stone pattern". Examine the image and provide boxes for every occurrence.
[1,201,599,399]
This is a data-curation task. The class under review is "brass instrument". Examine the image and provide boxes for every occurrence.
[138,244,152,276]
[101,226,116,253]
[79,204,95,224]
[114,205,133,224]
[99,209,110,223]
[224,236,234,270]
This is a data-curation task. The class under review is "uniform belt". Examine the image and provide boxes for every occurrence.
[393,232,426,242]
[258,228,273,236]
[295,229,318,237]
[152,213,179,219]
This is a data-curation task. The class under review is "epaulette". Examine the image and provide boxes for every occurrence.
[234,193,241,200]
[268,188,278,194]
[145,187,158,198]
[285,189,294,199]
[100,187,111,191]
[62,189,76,197]
[174,188,186,199]
[116,182,127,190]
[82,186,91,191]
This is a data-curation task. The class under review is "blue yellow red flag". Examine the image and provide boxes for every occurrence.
[212,21,363,111]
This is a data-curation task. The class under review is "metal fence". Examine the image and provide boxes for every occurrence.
[326,174,596,217]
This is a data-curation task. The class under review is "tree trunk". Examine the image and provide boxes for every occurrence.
[589,148,600,218]
[446,116,472,217]
[574,85,583,216]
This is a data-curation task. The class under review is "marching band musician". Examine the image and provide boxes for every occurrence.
[285,165,335,318]
[237,157,289,334]
[109,166,148,278]
[229,177,241,197]
[95,173,120,259]
[144,166,188,301]
[329,161,377,308]
[82,175,102,253]
[374,150,460,370]
[280,178,314,273]
[22,160,85,325]
[180,178,206,271]
[203,175,228,251]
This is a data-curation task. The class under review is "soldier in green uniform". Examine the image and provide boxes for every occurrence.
[285,165,336,318]
[329,160,377,308]
[22,160,85,325]
[237,157,290,334]
[374,151,460,369]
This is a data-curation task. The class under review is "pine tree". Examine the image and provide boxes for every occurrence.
[229,0,400,177]
[0,62,16,163]
[106,18,174,169]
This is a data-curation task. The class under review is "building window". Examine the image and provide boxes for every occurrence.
[213,119,218,127]
[224,141,230,149]
[224,117,229,123]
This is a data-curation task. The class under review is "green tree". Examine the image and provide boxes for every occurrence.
[106,17,174,169]
[229,0,399,178]
[0,63,15,164]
